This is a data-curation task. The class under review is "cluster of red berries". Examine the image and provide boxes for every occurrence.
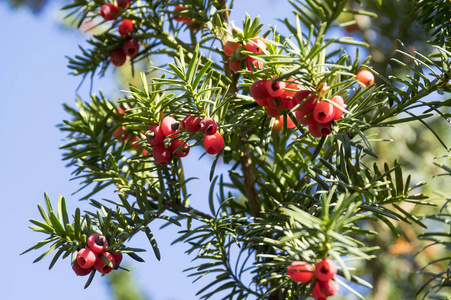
[287,259,339,300]
[250,78,300,122]
[172,5,203,32]
[250,78,344,137]
[72,234,123,276]
[250,68,375,138]
[145,115,224,165]
[224,38,266,72]
[99,2,140,67]
[293,91,345,138]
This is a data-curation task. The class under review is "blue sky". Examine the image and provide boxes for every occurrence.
[0,1,297,299]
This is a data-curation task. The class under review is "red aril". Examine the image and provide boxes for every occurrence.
[161,116,180,139]
[295,110,315,126]
[152,143,172,165]
[356,69,374,87]
[110,49,126,67]
[170,139,190,157]
[313,101,334,124]
[266,106,281,118]
[204,132,224,154]
[122,38,140,57]
[72,261,93,276]
[87,234,109,253]
[145,124,165,145]
[317,122,332,135]
[117,0,131,9]
[308,121,323,138]
[200,118,218,135]
[224,41,242,57]
[330,95,345,120]
[173,6,188,22]
[94,252,115,274]
[315,258,338,281]
[100,3,119,21]
[181,115,201,133]
[318,279,339,296]
[266,80,287,98]
[118,19,134,36]
[287,261,314,283]
[76,247,97,269]
[293,90,317,112]
[229,59,241,72]
[250,80,271,100]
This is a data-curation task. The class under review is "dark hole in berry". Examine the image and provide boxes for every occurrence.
[95,235,106,246]
[128,48,136,55]
[80,257,86,264]
[271,83,279,91]
[171,122,180,131]
[319,112,326,117]
[321,266,329,273]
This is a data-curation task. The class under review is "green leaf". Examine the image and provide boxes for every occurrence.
[144,227,161,261]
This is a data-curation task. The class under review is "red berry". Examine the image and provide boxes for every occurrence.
[200,118,218,135]
[317,122,332,136]
[293,90,317,111]
[129,135,141,150]
[294,110,314,126]
[287,261,314,283]
[308,121,323,138]
[76,247,97,269]
[255,96,270,107]
[181,115,201,133]
[284,81,300,98]
[283,115,296,128]
[173,6,188,22]
[72,261,93,276]
[170,139,190,157]
[110,49,126,67]
[245,38,266,54]
[356,69,374,87]
[267,80,287,98]
[318,279,339,296]
[315,258,338,281]
[272,118,283,133]
[161,116,180,139]
[122,38,139,57]
[266,106,281,118]
[87,234,109,253]
[224,41,241,57]
[204,132,224,155]
[311,282,328,300]
[229,59,241,72]
[100,3,119,21]
[145,124,165,145]
[313,101,335,124]
[94,252,115,274]
[113,126,129,142]
[267,97,288,110]
[330,95,345,120]
[250,80,271,100]
[245,56,263,71]
[118,19,134,36]
[117,0,131,9]
[110,252,123,269]
[152,143,172,165]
